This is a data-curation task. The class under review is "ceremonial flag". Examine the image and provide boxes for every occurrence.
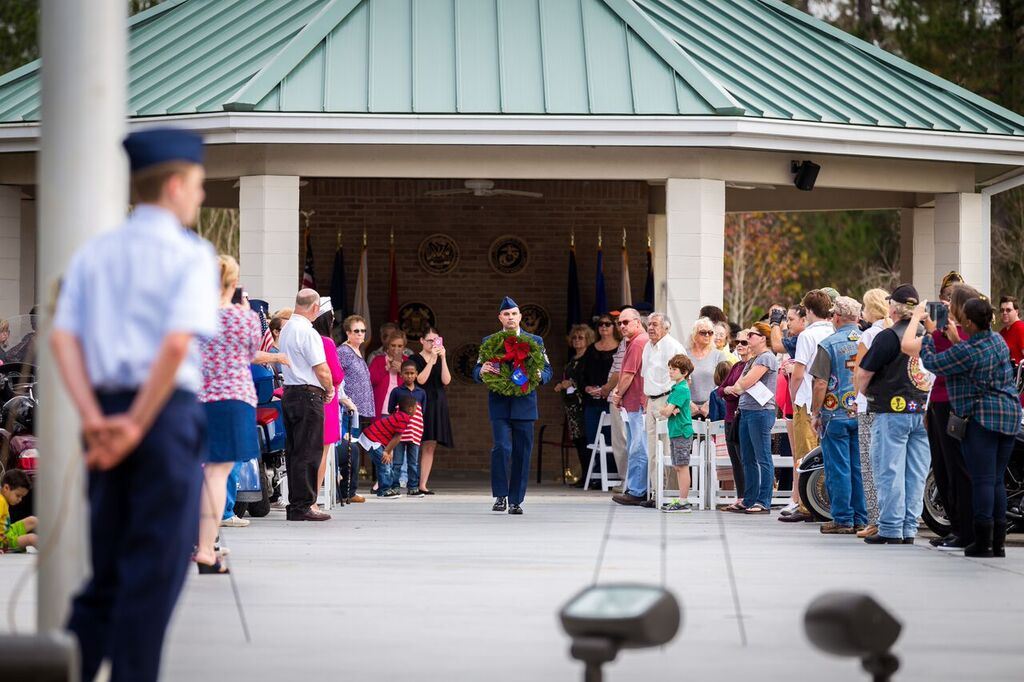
[329,238,348,322]
[592,244,607,318]
[301,229,316,290]
[353,245,371,345]
[566,244,581,332]
[643,245,654,308]
[388,242,399,323]
[620,243,632,307]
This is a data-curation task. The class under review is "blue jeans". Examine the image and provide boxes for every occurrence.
[870,413,930,539]
[368,444,396,494]
[739,409,774,507]
[393,442,420,491]
[820,416,867,526]
[623,409,648,497]
[962,421,1015,523]
[223,461,241,520]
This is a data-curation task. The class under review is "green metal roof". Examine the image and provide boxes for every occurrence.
[1,0,1023,135]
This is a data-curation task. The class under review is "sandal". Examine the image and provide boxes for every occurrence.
[196,560,230,575]
[744,503,770,514]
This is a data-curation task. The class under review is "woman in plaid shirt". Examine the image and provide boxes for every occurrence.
[903,290,1021,559]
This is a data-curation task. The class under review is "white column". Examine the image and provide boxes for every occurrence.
[899,207,935,299]
[20,199,36,313]
[239,175,300,312]
[664,178,725,330]
[38,0,127,630]
[0,186,20,320]
[934,192,988,297]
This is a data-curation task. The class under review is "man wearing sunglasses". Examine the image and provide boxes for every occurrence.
[998,295,1024,366]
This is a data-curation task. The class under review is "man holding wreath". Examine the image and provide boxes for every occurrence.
[474,297,553,514]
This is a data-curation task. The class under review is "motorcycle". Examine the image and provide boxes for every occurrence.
[798,420,1024,534]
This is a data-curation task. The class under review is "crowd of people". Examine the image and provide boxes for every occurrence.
[558,275,1022,558]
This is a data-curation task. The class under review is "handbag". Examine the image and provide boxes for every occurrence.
[946,411,968,441]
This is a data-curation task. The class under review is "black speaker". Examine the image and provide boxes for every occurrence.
[791,160,820,191]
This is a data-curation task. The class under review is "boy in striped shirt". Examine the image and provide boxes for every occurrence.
[388,360,428,496]
[359,395,416,499]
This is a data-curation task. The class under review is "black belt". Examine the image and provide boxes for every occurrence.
[647,391,670,400]
[284,384,326,398]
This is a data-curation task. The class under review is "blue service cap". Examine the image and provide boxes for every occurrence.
[123,128,204,173]
[499,296,518,312]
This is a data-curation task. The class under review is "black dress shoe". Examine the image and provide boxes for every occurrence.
[508,504,523,515]
[863,534,903,545]
[492,497,508,512]
[287,509,331,522]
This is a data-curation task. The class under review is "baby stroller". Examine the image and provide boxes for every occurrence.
[235,364,286,518]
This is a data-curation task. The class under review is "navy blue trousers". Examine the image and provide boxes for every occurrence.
[67,390,205,682]
[490,419,535,505]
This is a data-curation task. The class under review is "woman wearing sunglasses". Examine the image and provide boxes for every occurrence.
[686,317,729,419]
[337,315,374,503]
[723,322,779,514]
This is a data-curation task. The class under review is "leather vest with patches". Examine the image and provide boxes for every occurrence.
[864,320,932,415]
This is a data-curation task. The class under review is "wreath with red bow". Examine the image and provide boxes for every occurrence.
[478,331,546,397]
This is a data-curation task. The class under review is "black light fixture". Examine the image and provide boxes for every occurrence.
[560,584,681,682]
[804,592,902,682]
[791,160,821,191]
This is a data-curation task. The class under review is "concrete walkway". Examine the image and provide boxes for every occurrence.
[2,484,1023,681]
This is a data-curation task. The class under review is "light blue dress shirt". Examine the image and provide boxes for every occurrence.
[53,204,219,393]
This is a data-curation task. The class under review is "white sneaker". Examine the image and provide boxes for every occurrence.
[220,515,250,528]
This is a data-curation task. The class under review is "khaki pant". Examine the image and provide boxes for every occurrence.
[609,403,628,488]
[645,395,672,497]
[792,405,818,512]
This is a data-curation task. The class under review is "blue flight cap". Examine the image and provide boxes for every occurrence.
[499,296,518,312]
[123,128,204,173]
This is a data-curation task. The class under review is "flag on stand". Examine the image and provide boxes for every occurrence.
[330,237,348,322]
[566,242,581,332]
[353,244,371,345]
[620,241,632,307]
[643,244,654,309]
[592,242,607,319]
[388,242,399,323]
[301,229,316,290]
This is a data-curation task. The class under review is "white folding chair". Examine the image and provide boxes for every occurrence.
[655,419,707,511]
[584,411,621,492]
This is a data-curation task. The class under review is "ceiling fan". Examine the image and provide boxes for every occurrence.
[424,179,543,198]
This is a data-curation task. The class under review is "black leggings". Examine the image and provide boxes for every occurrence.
[725,414,745,495]
[925,401,973,540]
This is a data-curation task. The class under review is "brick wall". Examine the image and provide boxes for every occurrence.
[299,178,650,477]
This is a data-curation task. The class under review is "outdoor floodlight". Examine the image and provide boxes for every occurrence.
[791,159,821,191]
[804,591,902,682]
[560,583,681,682]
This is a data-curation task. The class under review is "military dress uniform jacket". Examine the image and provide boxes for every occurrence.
[473,330,553,420]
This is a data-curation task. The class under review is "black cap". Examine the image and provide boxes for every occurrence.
[887,284,919,305]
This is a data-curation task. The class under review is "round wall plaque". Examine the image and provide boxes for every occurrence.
[453,343,481,384]
[418,233,460,275]
[398,302,436,341]
[519,303,550,337]
[488,235,528,275]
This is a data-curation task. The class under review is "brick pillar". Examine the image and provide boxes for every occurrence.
[934,193,988,297]
[239,175,300,312]
[664,179,725,329]
[0,186,21,320]
[899,207,935,299]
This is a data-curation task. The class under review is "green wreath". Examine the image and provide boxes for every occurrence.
[479,331,546,397]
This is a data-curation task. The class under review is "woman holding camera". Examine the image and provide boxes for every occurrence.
[902,289,1021,558]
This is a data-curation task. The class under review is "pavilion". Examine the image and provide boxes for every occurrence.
[2,0,1024,472]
